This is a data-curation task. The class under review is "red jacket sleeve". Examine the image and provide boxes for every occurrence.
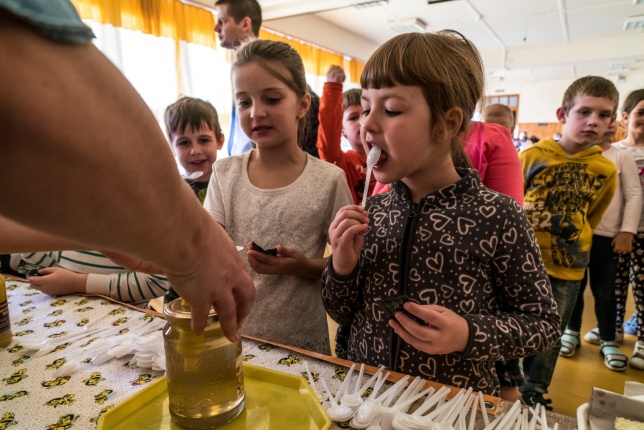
[316,81,345,163]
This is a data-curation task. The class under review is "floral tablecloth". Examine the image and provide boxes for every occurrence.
[0,279,165,429]
[0,279,576,430]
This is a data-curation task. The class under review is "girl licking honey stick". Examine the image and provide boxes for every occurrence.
[322,31,561,395]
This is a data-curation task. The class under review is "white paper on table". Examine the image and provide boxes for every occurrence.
[588,386,644,429]
[624,381,644,398]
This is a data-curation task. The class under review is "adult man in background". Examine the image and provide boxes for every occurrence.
[481,103,515,134]
[214,0,320,157]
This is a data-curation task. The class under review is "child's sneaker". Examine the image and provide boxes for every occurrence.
[584,327,624,345]
[630,341,644,370]
[521,391,553,411]
[584,328,600,345]
[623,313,638,336]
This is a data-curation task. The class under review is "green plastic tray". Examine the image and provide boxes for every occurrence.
[98,363,330,430]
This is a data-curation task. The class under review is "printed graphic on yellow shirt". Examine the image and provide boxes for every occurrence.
[525,161,609,269]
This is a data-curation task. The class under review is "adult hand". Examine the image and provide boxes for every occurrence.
[328,205,369,276]
[28,267,87,296]
[612,232,634,254]
[162,221,256,342]
[389,302,470,355]
[326,65,346,84]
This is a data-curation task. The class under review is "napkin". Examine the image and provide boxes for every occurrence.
[588,383,644,429]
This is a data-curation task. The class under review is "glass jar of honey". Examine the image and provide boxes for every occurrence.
[163,298,245,429]
[0,274,12,348]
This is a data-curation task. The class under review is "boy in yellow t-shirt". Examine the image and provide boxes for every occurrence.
[519,76,618,410]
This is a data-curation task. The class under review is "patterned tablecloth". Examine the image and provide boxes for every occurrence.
[0,279,577,430]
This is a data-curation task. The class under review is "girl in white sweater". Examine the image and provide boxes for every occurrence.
[612,89,644,370]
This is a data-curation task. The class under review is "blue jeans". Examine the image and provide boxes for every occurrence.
[521,276,581,395]
[568,235,619,341]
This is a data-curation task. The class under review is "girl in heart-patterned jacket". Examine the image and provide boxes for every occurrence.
[322,31,561,396]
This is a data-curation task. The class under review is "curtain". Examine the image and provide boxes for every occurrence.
[70,0,364,81]
[70,0,217,48]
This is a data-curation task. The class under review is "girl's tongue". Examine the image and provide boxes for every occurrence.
[374,150,388,168]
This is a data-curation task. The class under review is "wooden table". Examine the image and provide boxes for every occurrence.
[0,278,577,429]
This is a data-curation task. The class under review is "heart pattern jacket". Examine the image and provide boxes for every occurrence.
[322,169,561,395]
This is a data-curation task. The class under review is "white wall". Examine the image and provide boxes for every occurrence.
[486,73,644,124]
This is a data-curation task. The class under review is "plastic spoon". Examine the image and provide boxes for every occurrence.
[379,381,435,430]
[478,391,490,427]
[304,361,327,402]
[182,171,203,181]
[353,375,410,429]
[29,328,103,358]
[351,372,390,429]
[443,387,473,426]
[335,364,357,401]
[361,145,382,207]
[53,360,79,378]
[320,376,354,422]
[467,393,478,430]
[391,386,452,430]
[482,400,520,430]
[341,364,385,411]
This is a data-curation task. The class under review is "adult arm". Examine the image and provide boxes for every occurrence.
[0,216,88,254]
[0,11,255,340]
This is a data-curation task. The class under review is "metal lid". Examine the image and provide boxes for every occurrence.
[164,298,218,323]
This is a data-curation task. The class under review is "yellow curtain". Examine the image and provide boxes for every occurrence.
[347,59,365,84]
[70,0,217,48]
[69,0,364,80]
[260,29,364,81]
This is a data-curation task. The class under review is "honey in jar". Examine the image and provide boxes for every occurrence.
[0,274,12,348]
[163,298,245,429]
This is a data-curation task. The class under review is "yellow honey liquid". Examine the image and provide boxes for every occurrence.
[164,299,245,429]
[0,275,12,348]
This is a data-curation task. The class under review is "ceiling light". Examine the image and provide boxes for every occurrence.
[634,0,644,4]
[388,18,428,34]
[352,0,388,9]
[609,61,634,69]
[624,16,644,30]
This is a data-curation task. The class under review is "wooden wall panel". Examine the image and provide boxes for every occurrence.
[516,123,562,141]
[517,121,626,143]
